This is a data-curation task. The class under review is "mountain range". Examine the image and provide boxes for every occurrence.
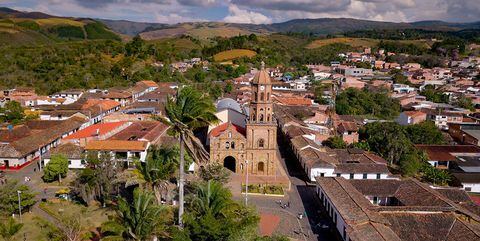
[1,6,480,42]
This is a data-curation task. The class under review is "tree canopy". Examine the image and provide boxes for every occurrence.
[43,154,69,182]
[335,88,401,119]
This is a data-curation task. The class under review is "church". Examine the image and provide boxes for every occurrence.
[208,65,278,176]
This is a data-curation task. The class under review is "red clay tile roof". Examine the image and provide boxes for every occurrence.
[209,122,246,137]
[338,121,359,132]
[274,96,313,106]
[415,145,480,162]
[82,99,120,111]
[85,140,149,151]
[137,80,159,88]
[404,111,426,118]
[65,122,127,140]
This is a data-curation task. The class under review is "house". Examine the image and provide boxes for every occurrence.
[64,122,130,147]
[292,138,392,182]
[449,123,480,146]
[84,140,150,165]
[341,77,365,90]
[274,96,313,106]
[415,144,480,169]
[43,143,85,169]
[426,110,464,130]
[304,111,329,125]
[396,111,427,125]
[0,117,86,170]
[316,177,480,241]
[337,121,359,144]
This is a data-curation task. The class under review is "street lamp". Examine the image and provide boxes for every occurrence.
[245,160,249,206]
[17,190,22,222]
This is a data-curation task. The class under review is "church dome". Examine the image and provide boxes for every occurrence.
[252,69,271,84]
[217,98,242,113]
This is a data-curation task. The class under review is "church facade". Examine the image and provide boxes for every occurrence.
[209,67,278,176]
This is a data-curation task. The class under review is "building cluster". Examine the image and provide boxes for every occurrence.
[0,80,175,170]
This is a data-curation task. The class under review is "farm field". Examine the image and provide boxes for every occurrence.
[306,37,432,49]
[213,49,257,62]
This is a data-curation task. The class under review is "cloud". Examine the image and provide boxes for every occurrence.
[223,4,271,24]
[231,0,350,13]
[1,0,479,23]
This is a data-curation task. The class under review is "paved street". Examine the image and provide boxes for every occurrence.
[232,135,340,241]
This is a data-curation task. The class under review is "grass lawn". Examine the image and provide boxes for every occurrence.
[12,213,54,241]
[39,200,112,228]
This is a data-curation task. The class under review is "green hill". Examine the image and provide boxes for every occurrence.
[0,8,120,46]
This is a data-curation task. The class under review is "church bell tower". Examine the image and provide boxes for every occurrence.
[245,62,277,176]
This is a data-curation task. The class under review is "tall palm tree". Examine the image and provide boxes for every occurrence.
[0,218,23,241]
[163,86,219,227]
[100,188,168,241]
[136,145,178,204]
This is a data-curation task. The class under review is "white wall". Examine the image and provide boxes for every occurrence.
[462,183,480,193]
[317,185,349,241]
[44,158,85,169]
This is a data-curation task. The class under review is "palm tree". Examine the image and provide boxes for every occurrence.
[0,218,23,241]
[136,145,178,204]
[189,180,231,218]
[163,86,219,227]
[100,188,168,241]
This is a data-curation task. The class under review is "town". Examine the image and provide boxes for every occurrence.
[1,2,480,241]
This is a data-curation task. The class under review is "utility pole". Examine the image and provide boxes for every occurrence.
[17,190,22,222]
[245,160,249,206]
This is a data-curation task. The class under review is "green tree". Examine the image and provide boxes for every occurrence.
[100,188,169,241]
[136,145,178,204]
[224,81,233,93]
[182,181,259,241]
[163,86,219,227]
[199,163,231,184]
[322,136,347,149]
[0,218,23,241]
[456,95,475,111]
[361,122,412,164]
[421,165,452,186]
[73,152,118,206]
[0,101,25,124]
[43,154,69,182]
[335,88,400,119]
[405,121,445,144]
[0,181,36,216]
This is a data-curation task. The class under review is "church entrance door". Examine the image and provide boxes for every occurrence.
[223,156,236,173]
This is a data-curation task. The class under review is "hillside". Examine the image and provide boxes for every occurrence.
[0,7,120,45]
[101,17,480,40]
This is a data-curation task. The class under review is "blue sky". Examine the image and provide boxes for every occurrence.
[1,0,479,24]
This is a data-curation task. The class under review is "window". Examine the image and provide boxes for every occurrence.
[81,160,86,165]
[376,173,381,179]
[320,173,325,177]
[267,114,271,122]
[258,162,264,172]
[349,173,354,179]
[228,132,232,138]
[363,173,367,179]
[373,196,378,204]
[465,187,472,191]
[259,114,264,122]
[336,173,341,177]
[231,141,235,149]
[267,93,270,101]
[260,92,265,101]
[68,161,72,165]
[258,139,265,148]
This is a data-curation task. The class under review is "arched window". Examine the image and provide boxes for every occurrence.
[254,92,258,100]
[258,139,265,148]
[258,162,265,172]
[226,142,230,149]
[231,141,235,149]
[241,143,245,149]
[260,92,265,101]
[267,114,271,122]
[267,93,270,101]
[259,114,264,122]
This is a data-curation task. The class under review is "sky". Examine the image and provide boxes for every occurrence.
[1,0,479,24]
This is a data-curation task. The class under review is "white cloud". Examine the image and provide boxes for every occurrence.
[223,4,272,24]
